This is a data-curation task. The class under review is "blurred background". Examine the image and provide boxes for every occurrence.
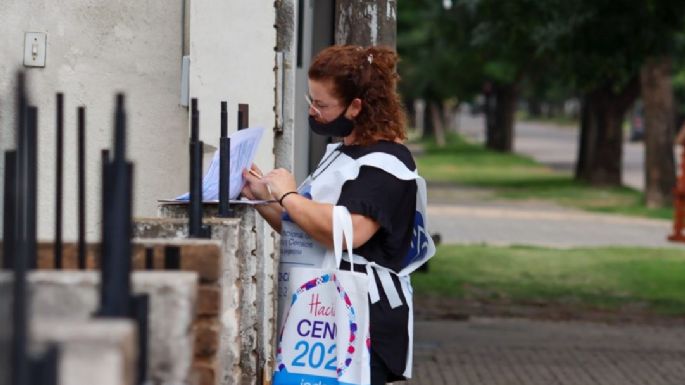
[395,3,685,383]
[398,0,685,204]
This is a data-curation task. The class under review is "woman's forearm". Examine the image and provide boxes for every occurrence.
[280,194,334,247]
[280,194,379,249]
[256,202,284,233]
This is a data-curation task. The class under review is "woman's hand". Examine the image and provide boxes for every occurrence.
[241,164,286,233]
[241,164,270,200]
[263,168,297,202]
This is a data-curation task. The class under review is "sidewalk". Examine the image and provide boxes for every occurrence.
[401,317,685,385]
[427,197,681,248]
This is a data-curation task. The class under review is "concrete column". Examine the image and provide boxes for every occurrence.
[274,0,297,172]
[149,204,277,385]
[0,271,198,385]
[131,239,223,385]
[34,238,226,385]
[255,215,278,382]
[33,319,137,385]
[133,215,244,385]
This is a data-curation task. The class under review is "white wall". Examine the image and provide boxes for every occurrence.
[1,0,279,242]
[0,0,188,241]
[189,1,276,171]
[188,4,277,315]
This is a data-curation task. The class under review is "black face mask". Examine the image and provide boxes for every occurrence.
[308,110,354,137]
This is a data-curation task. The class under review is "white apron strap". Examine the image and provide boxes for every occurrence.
[365,264,381,304]
[399,275,414,378]
[375,268,403,309]
[332,205,355,270]
[340,255,398,308]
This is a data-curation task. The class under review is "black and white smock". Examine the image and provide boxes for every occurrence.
[278,140,436,380]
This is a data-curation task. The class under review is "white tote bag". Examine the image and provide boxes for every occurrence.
[273,206,371,385]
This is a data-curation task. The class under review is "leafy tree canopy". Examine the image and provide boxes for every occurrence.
[398,0,685,102]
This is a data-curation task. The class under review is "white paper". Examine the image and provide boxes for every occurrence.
[175,127,264,201]
[158,198,276,205]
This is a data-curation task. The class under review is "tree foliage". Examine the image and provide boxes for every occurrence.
[397,0,483,103]
[398,0,685,188]
[399,0,685,102]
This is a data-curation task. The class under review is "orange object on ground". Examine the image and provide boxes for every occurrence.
[669,134,685,242]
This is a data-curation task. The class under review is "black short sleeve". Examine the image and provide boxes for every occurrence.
[335,141,417,273]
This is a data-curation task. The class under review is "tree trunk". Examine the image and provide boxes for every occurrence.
[430,101,446,147]
[486,83,518,152]
[575,78,640,186]
[641,56,676,208]
[575,99,590,181]
[527,98,542,117]
[421,99,435,139]
[483,87,496,145]
[335,0,396,47]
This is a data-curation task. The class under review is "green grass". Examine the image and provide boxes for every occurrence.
[413,244,685,315]
[416,134,673,220]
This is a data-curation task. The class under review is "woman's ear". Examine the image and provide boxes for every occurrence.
[346,98,362,119]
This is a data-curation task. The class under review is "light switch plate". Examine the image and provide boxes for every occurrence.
[24,32,47,67]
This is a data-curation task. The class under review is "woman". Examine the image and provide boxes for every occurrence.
[242,45,434,384]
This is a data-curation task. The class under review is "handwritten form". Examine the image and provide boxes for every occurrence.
[174,127,264,201]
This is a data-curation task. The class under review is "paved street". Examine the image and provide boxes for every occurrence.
[457,115,647,191]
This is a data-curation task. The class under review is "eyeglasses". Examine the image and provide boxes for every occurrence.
[305,94,348,119]
[304,94,323,117]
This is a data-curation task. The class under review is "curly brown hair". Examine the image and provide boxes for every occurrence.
[308,45,407,146]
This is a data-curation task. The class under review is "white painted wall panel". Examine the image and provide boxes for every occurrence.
[0,0,188,241]
[189,1,277,171]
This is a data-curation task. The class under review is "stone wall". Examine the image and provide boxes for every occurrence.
[133,215,245,385]
[0,270,198,385]
[147,203,278,385]
[33,318,138,385]
[132,239,224,385]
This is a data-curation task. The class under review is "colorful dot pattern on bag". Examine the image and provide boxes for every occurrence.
[275,273,361,378]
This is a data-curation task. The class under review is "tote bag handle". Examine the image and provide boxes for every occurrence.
[333,205,355,271]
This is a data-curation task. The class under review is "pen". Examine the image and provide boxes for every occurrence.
[248,168,263,179]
